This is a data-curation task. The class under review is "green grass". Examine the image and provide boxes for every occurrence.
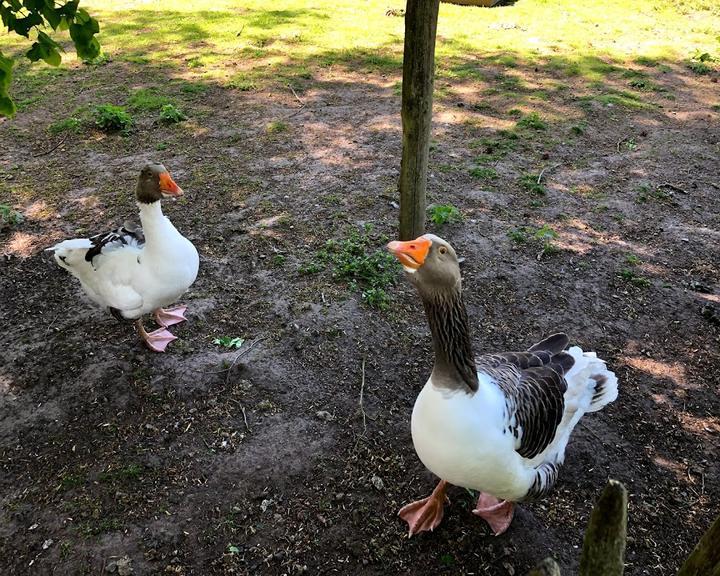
[618,268,651,287]
[519,174,547,195]
[48,117,82,134]
[128,88,174,111]
[516,112,547,131]
[469,166,498,181]
[507,223,561,256]
[427,204,462,226]
[266,120,289,134]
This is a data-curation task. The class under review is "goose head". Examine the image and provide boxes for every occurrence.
[387,234,462,295]
[136,163,184,204]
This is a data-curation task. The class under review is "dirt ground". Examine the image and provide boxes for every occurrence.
[1,33,719,576]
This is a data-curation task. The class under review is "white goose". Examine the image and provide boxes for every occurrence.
[387,234,618,536]
[48,163,199,352]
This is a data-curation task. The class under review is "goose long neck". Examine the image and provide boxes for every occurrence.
[138,201,171,246]
[423,283,478,393]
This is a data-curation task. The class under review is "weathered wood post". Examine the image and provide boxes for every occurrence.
[579,479,628,576]
[677,512,720,576]
[398,0,440,240]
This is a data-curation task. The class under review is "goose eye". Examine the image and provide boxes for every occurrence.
[439,246,447,255]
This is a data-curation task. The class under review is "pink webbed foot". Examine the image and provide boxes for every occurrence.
[398,480,449,537]
[135,320,178,353]
[154,306,188,328]
[472,492,515,535]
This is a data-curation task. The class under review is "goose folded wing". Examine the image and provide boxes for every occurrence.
[477,354,569,459]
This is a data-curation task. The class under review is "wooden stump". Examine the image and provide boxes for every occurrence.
[579,479,627,576]
[677,512,720,576]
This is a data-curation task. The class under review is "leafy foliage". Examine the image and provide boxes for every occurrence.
[427,204,462,226]
[301,225,399,309]
[213,336,245,349]
[93,104,132,132]
[0,204,23,228]
[0,0,101,116]
[159,103,187,124]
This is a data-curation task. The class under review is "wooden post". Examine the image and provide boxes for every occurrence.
[579,479,628,576]
[528,557,562,576]
[398,0,440,240]
[677,512,720,576]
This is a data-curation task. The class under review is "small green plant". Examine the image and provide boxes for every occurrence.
[49,117,82,134]
[271,254,286,266]
[618,268,650,287]
[471,132,518,163]
[712,104,720,112]
[507,227,530,244]
[519,174,547,195]
[516,112,547,131]
[308,225,399,309]
[267,120,289,134]
[227,544,241,555]
[83,52,111,66]
[159,104,187,124]
[469,166,498,180]
[0,204,24,226]
[570,123,586,135]
[625,253,641,266]
[93,104,132,132]
[213,336,245,349]
[636,184,672,204]
[688,60,712,74]
[228,73,256,91]
[533,224,560,256]
[427,204,461,226]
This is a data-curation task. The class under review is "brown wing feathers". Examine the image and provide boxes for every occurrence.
[477,333,574,460]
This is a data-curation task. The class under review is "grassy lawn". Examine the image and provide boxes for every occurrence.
[1,0,719,103]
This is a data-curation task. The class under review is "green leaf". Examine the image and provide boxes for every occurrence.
[69,12,101,61]
[0,52,16,117]
[213,336,245,349]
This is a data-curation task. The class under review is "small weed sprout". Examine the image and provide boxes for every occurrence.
[159,104,187,124]
[516,112,547,131]
[49,117,82,134]
[428,204,462,226]
[0,205,24,227]
[213,336,245,349]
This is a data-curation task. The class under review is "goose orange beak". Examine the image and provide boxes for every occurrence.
[387,237,432,270]
[159,171,184,196]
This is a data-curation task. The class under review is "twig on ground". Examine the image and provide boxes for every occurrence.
[33,134,68,158]
[359,357,367,435]
[230,399,251,433]
[193,336,264,377]
[616,136,628,152]
[657,182,687,194]
[537,163,562,185]
[224,337,264,385]
[289,85,304,107]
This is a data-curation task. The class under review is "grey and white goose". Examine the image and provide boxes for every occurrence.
[387,234,618,536]
[48,163,199,352]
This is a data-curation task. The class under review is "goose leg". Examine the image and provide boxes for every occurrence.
[154,306,188,327]
[135,319,177,352]
[472,492,515,535]
[398,480,450,537]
